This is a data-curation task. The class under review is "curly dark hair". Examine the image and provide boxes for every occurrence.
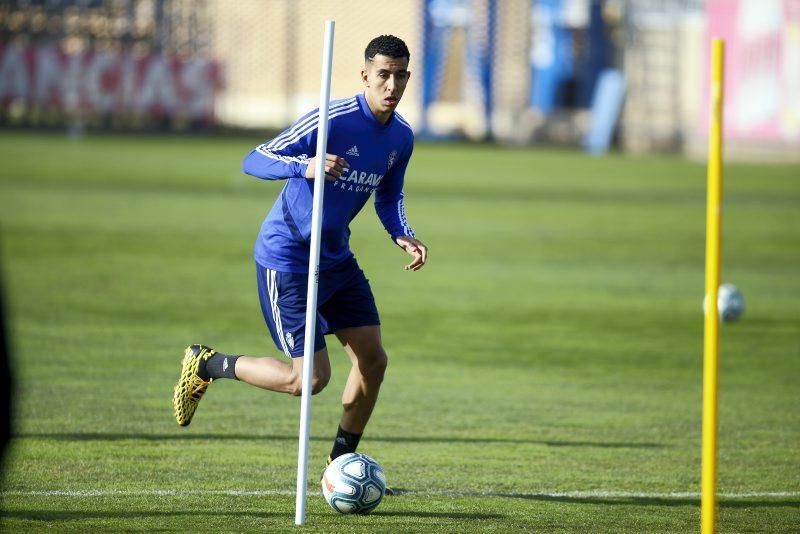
[364,35,410,63]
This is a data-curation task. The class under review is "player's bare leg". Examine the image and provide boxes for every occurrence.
[323,325,391,492]
[173,346,331,426]
[335,326,387,433]
[235,349,331,395]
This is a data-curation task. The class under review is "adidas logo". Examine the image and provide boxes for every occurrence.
[223,358,229,371]
[346,145,360,157]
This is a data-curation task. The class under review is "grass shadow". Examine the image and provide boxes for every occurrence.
[15,432,665,449]
[3,509,505,523]
[2,510,284,521]
[372,511,505,519]
[437,493,800,509]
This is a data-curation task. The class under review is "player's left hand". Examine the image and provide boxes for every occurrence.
[395,236,427,271]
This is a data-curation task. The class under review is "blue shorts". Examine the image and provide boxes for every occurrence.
[256,257,380,357]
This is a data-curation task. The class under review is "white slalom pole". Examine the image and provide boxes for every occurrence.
[295,20,335,526]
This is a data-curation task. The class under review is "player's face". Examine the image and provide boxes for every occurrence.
[362,54,410,123]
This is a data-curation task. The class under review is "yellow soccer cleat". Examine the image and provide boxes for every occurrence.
[173,344,215,426]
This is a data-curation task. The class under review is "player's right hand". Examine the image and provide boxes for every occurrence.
[305,154,350,181]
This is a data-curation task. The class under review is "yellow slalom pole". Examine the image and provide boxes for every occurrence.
[702,38,725,534]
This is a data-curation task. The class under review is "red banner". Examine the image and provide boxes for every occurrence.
[0,44,223,122]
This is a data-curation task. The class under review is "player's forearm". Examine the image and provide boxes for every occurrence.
[375,196,415,241]
[242,146,308,180]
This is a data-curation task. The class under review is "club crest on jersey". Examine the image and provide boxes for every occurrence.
[387,150,398,170]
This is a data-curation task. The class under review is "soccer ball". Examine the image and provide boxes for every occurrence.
[717,283,745,322]
[321,453,386,514]
[704,283,745,322]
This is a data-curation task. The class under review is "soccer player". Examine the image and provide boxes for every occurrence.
[173,35,427,478]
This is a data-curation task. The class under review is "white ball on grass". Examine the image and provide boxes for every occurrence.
[321,453,386,514]
[703,283,745,322]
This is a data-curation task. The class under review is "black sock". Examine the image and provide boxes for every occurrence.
[330,425,362,460]
[198,353,239,381]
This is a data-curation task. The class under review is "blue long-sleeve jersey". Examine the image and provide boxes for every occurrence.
[243,92,415,273]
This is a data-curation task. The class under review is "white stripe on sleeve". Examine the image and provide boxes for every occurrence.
[268,103,360,151]
[267,98,357,149]
[255,145,309,165]
[396,192,415,237]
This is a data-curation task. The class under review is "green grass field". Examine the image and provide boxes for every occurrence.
[0,131,798,532]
